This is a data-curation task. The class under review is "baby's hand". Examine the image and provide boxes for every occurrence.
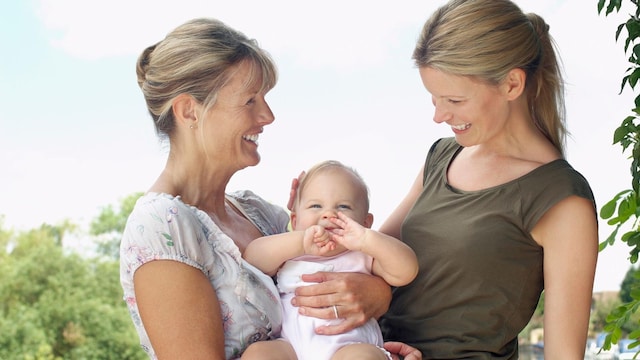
[328,212,367,251]
[303,225,336,256]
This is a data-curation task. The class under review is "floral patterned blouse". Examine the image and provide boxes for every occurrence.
[119,190,290,359]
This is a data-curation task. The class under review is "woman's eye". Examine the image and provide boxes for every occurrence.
[448,99,461,104]
[246,98,256,105]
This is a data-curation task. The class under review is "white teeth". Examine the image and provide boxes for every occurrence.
[243,134,259,143]
[452,123,471,131]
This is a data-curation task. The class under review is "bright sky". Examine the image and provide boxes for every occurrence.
[1,0,635,292]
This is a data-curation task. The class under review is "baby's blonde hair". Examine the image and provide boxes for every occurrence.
[295,160,370,212]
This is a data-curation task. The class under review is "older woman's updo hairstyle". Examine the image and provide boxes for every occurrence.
[135,18,277,139]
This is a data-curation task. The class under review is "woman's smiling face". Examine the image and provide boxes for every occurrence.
[419,66,511,148]
[203,60,275,170]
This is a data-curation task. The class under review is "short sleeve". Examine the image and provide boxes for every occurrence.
[120,193,208,278]
[228,190,290,236]
[520,160,597,231]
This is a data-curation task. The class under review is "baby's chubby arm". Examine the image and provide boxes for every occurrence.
[243,225,337,276]
[329,212,418,286]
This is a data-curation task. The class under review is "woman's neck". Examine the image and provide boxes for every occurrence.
[150,159,233,215]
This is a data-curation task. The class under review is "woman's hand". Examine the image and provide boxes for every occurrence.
[290,271,391,335]
[384,341,422,360]
[287,171,305,211]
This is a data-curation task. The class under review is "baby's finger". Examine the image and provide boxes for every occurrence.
[329,216,346,228]
[336,212,351,221]
[317,240,336,252]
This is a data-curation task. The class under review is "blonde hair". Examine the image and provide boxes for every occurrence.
[136,18,278,139]
[413,0,566,155]
[295,160,370,212]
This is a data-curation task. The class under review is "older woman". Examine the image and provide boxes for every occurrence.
[119,18,391,359]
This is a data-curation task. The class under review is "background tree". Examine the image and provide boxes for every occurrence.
[616,266,640,335]
[620,266,640,304]
[0,221,146,359]
[90,192,143,259]
[597,0,640,350]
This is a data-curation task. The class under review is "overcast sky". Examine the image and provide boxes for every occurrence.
[1,0,636,292]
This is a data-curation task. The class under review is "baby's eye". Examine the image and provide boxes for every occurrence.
[338,204,352,210]
[309,204,321,209]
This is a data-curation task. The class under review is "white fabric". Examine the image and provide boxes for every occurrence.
[277,260,334,293]
[276,252,387,360]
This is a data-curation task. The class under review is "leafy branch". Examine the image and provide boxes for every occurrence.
[598,0,640,350]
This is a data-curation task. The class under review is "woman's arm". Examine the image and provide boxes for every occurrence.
[378,165,424,239]
[134,260,226,360]
[531,195,598,359]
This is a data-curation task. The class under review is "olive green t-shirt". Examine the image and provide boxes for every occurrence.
[379,137,596,359]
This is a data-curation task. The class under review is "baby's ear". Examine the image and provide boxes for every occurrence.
[364,213,374,229]
[290,212,297,229]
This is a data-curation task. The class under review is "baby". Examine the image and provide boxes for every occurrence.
[242,160,419,360]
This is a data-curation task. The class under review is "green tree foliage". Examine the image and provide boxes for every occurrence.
[90,192,143,259]
[615,266,640,335]
[598,0,640,351]
[0,222,146,359]
[620,266,640,304]
[593,297,624,336]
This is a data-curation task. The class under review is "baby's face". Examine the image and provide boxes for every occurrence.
[293,169,368,231]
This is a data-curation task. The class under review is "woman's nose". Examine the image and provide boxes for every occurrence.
[258,100,275,125]
[433,105,452,124]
